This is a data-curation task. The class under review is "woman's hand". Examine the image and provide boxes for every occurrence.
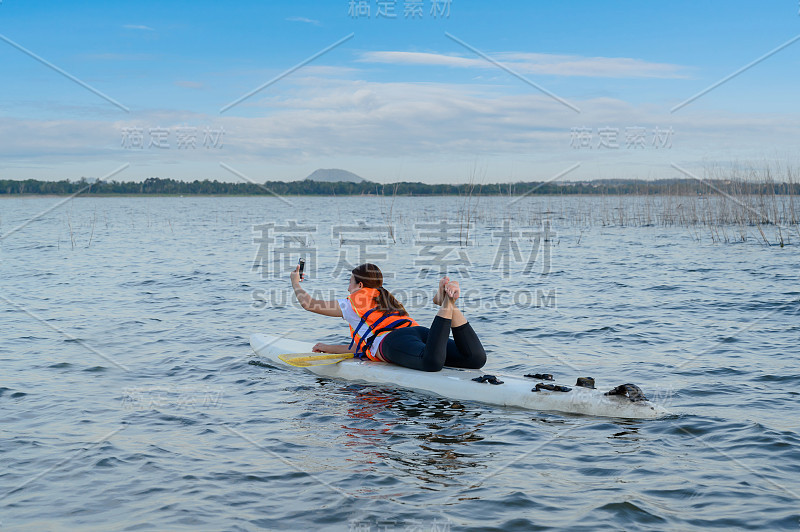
[289,267,344,317]
[312,343,350,354]
[290,264,302,285]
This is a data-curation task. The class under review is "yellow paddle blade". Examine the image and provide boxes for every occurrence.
[278,352,355,367]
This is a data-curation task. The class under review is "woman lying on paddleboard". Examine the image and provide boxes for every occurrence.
[289,263,486,372]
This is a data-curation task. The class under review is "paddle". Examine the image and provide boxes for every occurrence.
[278,352,355,367]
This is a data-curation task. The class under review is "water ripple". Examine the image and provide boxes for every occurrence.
[2,196,799,530]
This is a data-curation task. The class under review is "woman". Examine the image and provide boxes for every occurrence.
[290,263,486,372]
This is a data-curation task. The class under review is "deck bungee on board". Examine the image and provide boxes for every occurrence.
[250,334,671,420]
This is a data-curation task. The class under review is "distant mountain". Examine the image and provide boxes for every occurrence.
[304,168,366,183]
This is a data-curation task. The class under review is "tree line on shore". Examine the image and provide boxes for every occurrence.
[1,177,798,196]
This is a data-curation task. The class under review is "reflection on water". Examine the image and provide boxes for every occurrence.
[336,383,487,491]
[609,422,643,442]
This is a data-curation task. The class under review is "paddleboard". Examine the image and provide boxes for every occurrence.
[250,333,671,419]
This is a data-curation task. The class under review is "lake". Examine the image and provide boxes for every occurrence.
[2,195,799,531]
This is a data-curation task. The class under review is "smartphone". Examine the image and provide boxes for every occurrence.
[298,258,305,280]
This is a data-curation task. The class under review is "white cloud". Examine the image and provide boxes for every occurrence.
[203,80,800,177]
[360,51,690,79]
[122,24,155,31]
[286,16,321,26]
[1,79,797,182]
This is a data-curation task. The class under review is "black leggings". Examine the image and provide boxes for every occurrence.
[379,316,486,372]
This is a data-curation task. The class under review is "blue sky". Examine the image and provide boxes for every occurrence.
[1,0,798,183]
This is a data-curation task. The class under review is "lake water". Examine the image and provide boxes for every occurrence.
[2,195,799,531]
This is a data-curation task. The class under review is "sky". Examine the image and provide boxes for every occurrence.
[0,0,799,184]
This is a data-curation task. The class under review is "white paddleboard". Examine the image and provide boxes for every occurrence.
[250,333,671,420]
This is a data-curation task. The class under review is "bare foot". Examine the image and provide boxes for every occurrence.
[444,280,460,302]
[433,276,450,306]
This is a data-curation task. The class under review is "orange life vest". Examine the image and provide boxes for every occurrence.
[347,287,418,361]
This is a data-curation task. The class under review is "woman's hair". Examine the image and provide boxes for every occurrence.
[351,263,408,316]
